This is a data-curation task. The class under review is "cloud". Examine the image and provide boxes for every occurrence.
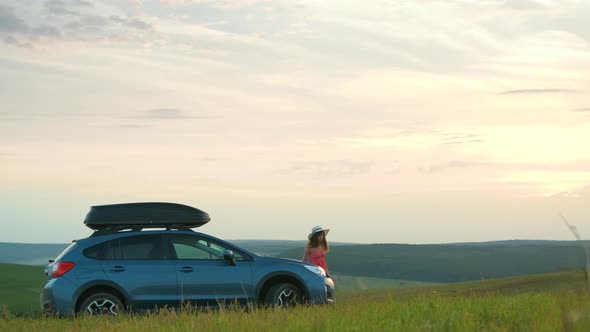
[44,0,93,15]
[157,0,268,9]
[1,1,155,48]
[549,184,590,199]
[498,89,577,95]
[107,124,149,129]
[448,161,589,175]
[61,12,154,37]
[288,160,372,178]
[425,161,590,175]
[109,16,154,31]
[140,108,197,120]
[344,129,487,150]
[31,25,62,38]
[436,132,486,145]
[501,0,551,11]
[72,0,93,7]
[3,35,33,49]
[0,5,28,33]
[0,112,31,121]
[44,0,79,16]
[71,15,108,31]
[420,160,492,174]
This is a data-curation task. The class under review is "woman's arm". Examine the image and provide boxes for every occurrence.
[302,245,311,262]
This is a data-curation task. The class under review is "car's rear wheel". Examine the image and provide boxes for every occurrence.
[264,283,302,308]
[79,292,124,316]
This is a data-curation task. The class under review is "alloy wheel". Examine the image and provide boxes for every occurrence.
[86,298,119,315]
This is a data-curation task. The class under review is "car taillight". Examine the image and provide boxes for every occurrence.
[51,261,75,278]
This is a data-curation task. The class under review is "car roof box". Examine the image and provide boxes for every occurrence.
[84,202,210,230]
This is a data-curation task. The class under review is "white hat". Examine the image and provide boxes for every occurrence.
[308,225,330,240]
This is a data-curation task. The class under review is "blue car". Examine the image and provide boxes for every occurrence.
[41,203,335,315]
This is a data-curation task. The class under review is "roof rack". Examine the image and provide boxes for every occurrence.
[89,224,196,237]
[84,202,210,231]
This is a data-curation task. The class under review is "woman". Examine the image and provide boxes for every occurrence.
[302,225,330,275]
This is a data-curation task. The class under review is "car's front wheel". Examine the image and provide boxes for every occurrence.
[79,292,124,316]
[264,283,302,308]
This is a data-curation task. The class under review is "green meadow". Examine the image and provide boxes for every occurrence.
[0,263,425,314]
[0,264,46,314]
[2,290,590,331]
[1,262,590,331]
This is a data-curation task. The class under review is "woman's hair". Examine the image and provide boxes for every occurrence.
[307,231,329,252]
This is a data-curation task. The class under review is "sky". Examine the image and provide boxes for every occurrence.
[0,0,589,244]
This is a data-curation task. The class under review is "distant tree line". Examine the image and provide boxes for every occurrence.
[278,244,587,282]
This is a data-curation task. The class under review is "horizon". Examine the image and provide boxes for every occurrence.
[1,237,587,246]
[1,0,589,244]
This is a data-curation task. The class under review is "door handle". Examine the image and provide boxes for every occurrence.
[109,266,126,272]
[178,266,194,273]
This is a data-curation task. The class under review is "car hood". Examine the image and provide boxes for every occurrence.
[256,255,309,266]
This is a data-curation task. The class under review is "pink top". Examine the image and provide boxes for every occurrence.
[309,247,328,273]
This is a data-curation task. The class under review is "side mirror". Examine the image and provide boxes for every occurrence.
[223,250,237,266]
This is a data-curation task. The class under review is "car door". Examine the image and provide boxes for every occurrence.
[100,234,178,310]
[165,234,254,307]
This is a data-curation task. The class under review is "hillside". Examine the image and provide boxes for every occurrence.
[279,243,588,282]
[339,270,589,303]
[2,240,589,283]
[0,243,69,266]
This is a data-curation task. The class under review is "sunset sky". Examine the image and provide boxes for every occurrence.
[1,0,589,244]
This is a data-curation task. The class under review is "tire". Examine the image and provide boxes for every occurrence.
[264,283,302,308]
[79,292,124,316]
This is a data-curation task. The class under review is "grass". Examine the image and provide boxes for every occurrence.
[331,274,435,292]
[0,264,46,314]
[338,270,589,303]
[0,263,428,314]
[1,288,589,331]
[1,270,589,330]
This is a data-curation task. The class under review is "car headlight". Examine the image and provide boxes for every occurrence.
[304,265,326,277]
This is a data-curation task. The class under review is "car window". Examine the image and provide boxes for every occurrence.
[173,243,213,259]
[83,242,103,260]
[168,235,244,260]
[119,236,158,260]
[84,235,171,260]
[55,242,78,261]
